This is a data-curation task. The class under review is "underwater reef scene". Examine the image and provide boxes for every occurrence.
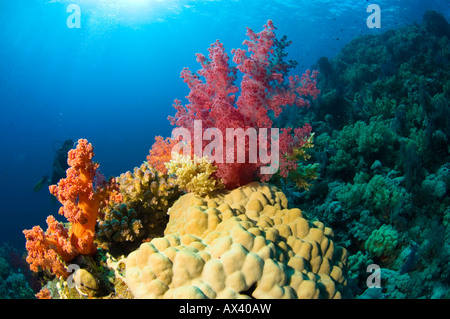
[2,10,449,300]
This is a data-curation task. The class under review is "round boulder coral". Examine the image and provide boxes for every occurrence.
[125,182,347,299]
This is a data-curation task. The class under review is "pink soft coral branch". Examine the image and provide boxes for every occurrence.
[168,20,319,189]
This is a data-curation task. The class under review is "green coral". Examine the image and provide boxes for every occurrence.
[349,210,381,242]
[365,224,399,258]
[380,269,412,299]
[337,116,395,154]
[0,244,35,299]
[337,173,410,218]
[0,256,9,280]
[421,163,450,199]
[326,116,396,178]
[347,251,373,294]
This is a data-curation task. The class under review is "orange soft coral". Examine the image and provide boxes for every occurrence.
[147,136,179,174]
[23,216,76,278]
[24,139,119,278]
[49,138,119,255]
[35,288,52,299]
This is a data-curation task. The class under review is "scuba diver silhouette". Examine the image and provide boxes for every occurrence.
[33,139,74,192]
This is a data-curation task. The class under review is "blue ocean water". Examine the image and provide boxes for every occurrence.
[0,0,449,254]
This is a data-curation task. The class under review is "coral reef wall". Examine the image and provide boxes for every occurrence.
[289,10,450,299]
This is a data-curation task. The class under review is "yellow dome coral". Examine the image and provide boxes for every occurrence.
[125,182,347,299]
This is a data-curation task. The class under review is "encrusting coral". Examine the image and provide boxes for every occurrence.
[125,182,347,299]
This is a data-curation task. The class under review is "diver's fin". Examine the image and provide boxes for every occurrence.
[33,175,48,192]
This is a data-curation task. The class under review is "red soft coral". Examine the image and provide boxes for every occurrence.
[168,20,319,189]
